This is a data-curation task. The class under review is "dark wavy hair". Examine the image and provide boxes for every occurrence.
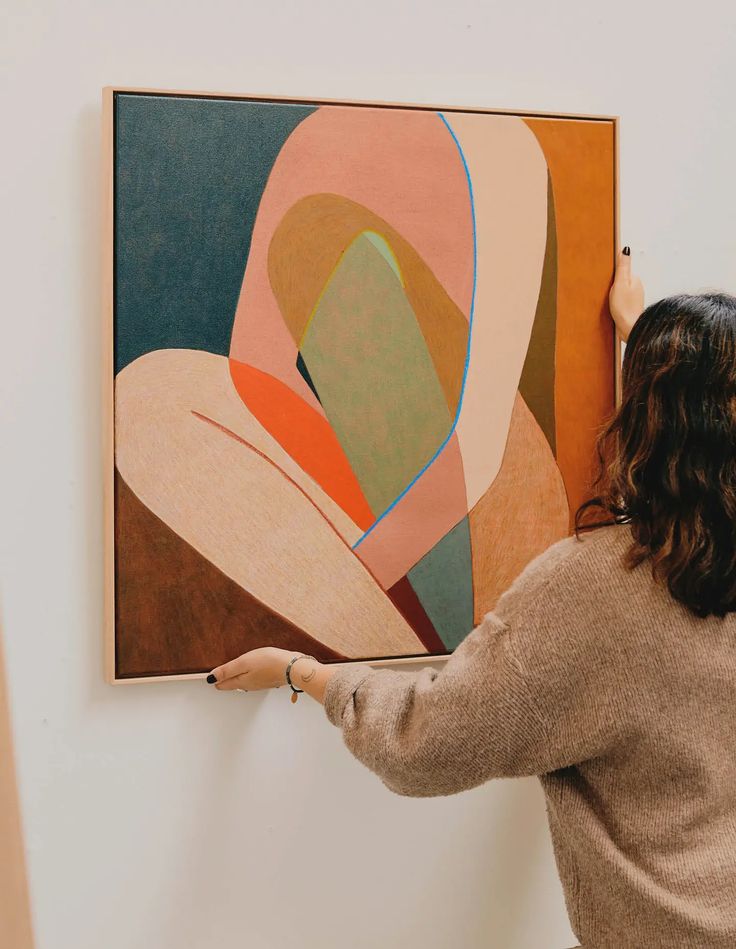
[576,291,736,618]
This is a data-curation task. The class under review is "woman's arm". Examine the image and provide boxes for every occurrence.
[208,625,550,797]
[209,535,625,797]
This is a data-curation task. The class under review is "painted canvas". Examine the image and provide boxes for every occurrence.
[106,89,617,681]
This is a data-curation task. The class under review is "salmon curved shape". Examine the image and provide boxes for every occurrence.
[229,107,474,412]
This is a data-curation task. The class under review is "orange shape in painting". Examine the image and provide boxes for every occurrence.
[523,117,616,523]
[469,391,570,622]
[228,358,375,530]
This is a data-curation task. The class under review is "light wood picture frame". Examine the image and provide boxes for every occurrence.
[103,87,620,684]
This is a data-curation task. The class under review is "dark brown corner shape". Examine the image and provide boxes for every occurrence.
[114,472,343,678]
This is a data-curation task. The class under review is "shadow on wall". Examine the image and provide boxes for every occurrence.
[76,102,108,706]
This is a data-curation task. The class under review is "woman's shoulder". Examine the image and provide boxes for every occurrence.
[491,523,632,625]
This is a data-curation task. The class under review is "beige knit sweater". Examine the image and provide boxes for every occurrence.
[324,524,736,948]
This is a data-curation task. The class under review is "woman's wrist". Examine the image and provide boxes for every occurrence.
[614,308,639,343]
[286,654,336,705]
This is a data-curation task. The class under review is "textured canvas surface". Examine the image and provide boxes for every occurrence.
[112,92,615,679]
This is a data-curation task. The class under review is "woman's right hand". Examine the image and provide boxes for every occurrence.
[609,246,645,342]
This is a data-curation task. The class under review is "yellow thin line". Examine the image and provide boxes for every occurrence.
[363,230,405,288]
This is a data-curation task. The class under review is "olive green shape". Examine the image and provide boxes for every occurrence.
[300,232,453,515]
[518,169,558,454]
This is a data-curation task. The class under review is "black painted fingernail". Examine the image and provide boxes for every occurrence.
[206,674,217,684]
[622,246,630,256]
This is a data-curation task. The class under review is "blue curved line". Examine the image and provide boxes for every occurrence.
[351,112,477,549]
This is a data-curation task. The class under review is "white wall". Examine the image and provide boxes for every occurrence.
[2,2,734,947]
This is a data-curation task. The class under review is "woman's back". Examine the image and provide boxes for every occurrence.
[504,524,736,947]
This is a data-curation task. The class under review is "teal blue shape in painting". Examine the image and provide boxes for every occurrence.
[407,516,474,651]
[114,93,315,373]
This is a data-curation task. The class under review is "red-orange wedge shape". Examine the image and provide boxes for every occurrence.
[229,358,375,531]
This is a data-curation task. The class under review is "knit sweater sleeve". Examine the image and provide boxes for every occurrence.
[323,532,625,797]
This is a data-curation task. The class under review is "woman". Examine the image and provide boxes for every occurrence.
[207,249,736,948]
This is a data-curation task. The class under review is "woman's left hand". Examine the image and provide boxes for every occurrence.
[609,246,645,342]
[207,646,293,692]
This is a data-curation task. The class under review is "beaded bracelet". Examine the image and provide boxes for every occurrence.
[285,654,316,704]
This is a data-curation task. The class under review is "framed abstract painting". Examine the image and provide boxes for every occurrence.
[103,87,618,683]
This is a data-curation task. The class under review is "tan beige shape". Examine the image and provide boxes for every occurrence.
[444,112,549,509]
[115,348,425,657]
